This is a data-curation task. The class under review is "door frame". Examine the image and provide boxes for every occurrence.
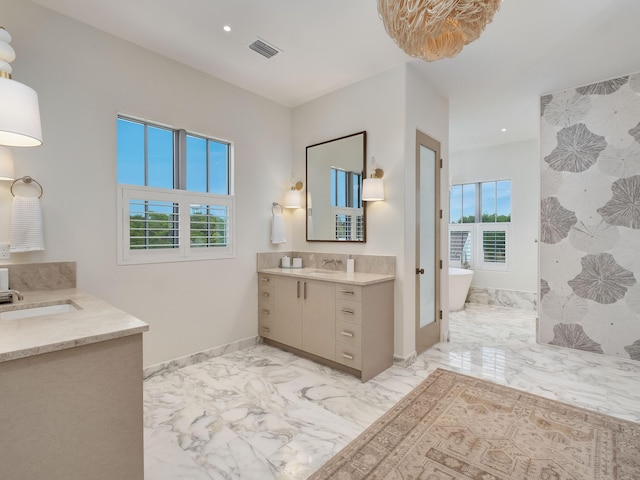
[415,130,442,354]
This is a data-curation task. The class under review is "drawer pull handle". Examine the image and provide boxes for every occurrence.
[261,277,270,283]
[261,292,270,297]
[262,327,270,333]
[341,309,354,315]
[340,290,355,295]
[342,353,354,360]
[261,309,270,315]
[341,331,354,338]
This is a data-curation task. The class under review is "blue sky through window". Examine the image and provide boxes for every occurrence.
[118,117,229,194]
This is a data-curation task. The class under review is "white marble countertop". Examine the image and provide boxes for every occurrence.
[258,267,394,285]
[0,288,149,363]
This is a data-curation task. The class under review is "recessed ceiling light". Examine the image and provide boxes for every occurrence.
[223,25,231,32]
[501,128,507,132]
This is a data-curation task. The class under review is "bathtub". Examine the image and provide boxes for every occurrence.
[449,267,473,311]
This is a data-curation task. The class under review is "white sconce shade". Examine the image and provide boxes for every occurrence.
[363,156,385,201]
[0,78,42,147]
[0,28,43,147]
[363,177,384,201]
[0,146,15,181]
[284,188,302,208]
[284,175,304,208]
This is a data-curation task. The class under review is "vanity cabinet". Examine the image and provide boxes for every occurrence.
[258,272,393,382]
[259,274,335,357]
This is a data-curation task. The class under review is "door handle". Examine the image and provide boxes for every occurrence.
[416,268,425,274]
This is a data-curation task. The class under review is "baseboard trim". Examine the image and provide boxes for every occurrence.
[143,336,260,380]
[393,351,417,368]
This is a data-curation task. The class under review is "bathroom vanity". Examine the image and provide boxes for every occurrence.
[258,267,394,381]
[0,288,148,480]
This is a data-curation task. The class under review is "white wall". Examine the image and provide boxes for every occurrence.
[450,140,539,293]
[3,0,293,367]
[292,65,448,358]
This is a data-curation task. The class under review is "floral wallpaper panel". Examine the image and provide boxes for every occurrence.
[540,72,640,360]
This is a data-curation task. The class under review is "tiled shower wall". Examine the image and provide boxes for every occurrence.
[539,73,640,360]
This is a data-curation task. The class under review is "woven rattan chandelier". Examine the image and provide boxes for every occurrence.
[377,0,501,62]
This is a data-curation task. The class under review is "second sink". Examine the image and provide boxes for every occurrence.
[0,303,79,321]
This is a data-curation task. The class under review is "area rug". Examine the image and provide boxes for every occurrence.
[309,368,640,480]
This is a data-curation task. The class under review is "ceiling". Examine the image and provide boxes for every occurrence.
[31,0,640,152]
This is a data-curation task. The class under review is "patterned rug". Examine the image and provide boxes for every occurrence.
[309,368,640,480]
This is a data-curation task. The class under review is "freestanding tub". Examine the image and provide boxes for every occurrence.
[449,267,473,311]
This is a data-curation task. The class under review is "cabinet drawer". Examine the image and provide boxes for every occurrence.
[335,284,362,302]
[258,322,274,339]
[258,274,274,286]
[336,321,361,347]
[259,304,274,323]
[335,344,362,370]
[258,285,275,306]
[336,299,362,324]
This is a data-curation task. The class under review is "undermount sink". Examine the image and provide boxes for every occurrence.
[307,270,339,276]
[0,302,79,321]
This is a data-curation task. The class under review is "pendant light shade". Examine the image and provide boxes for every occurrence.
[377,0,501,62]
[0,27,43,147]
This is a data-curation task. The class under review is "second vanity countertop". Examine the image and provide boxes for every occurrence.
[0,288,149,364]
[258,267,394,286]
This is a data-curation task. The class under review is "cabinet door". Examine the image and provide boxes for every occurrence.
[302,280,336,361]
[274,276,303,349]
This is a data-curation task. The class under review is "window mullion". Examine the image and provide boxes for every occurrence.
[475,182,481,223]
[144,124,149,186]
[176,129,186,190]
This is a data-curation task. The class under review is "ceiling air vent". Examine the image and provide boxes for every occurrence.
[249,38,280,59]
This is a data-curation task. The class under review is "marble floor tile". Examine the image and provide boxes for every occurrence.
[144,304,640,479]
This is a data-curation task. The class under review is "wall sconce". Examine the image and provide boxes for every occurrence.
[284,174,304,208]
[0,146,15,181]
[363,157,384,201]
[0,28,43,147]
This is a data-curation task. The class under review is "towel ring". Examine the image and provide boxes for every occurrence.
[272,202,283,214]
[10,176,44,199]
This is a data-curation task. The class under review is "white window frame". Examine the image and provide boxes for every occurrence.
[448,179,511,271]
[117,185,235,265]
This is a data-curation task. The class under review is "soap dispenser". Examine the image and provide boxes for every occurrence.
[347,255,355,273]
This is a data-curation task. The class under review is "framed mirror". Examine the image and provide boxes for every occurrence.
[306,131,366,242]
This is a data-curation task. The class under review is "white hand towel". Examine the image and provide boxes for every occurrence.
[271,212,286,244]
[10,196,45,252]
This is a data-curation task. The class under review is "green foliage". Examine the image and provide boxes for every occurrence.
[451,213,511,224]
[130,211,227,249]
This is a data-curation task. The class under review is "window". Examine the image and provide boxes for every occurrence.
[448,180,511,270]
[117,116,234,264]
[330,167,363,241]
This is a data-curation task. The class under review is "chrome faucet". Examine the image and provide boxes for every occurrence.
[0,290,23,303]
[322,258,343,267]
